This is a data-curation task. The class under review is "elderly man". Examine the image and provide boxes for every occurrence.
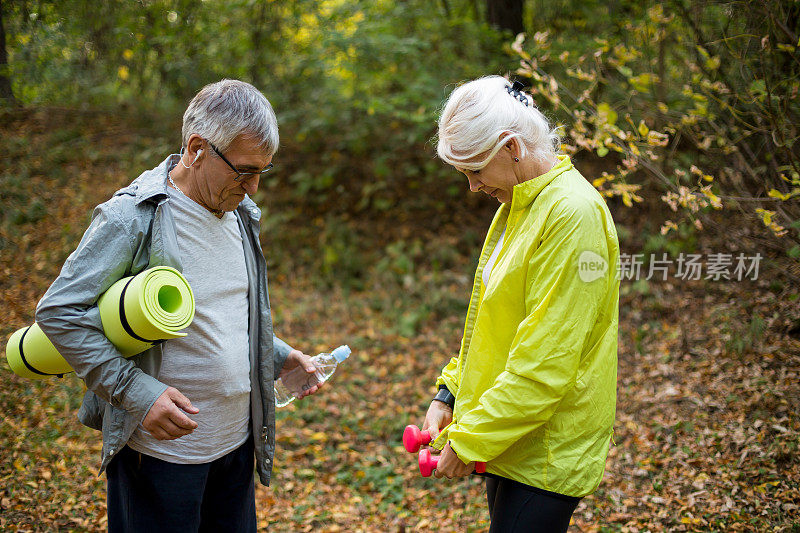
[35,79,318,532]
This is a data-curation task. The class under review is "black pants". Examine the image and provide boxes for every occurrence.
[107,439,257,533]
[486,475,581,533]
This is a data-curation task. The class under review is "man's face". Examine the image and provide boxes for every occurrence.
[200,135,272,213]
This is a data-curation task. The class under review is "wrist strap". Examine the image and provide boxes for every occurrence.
[433,387,455,409]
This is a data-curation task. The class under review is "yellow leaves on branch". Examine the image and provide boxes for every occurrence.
[629,73,656,92]
[647,130,669,147]
[767,188,800,201]
[614,183,643,207]
[566,67,596,82]
[700,185,722,209]
[755,208,788,237]
[647,4,673,24]
[757,183,797,237]
[660,220,678,235]
[593,173,643,207]
[532,31,550,47]
[690,165,715,183]
[507,27,796,243]
[592,175,608,189]
[661,182,722,213]
[597,102,618,126]
[511,33,529,60]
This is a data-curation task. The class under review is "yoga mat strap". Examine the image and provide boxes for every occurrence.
[18,326,59,377]
[119,276,166,344]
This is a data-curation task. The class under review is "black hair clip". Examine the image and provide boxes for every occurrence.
[506,80,529,106]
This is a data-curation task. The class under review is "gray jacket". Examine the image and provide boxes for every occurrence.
[35,155,290,486]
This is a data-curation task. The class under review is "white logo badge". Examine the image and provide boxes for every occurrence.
[578,250,607,282]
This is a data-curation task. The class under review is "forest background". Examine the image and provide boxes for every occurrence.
[1,0,798,531]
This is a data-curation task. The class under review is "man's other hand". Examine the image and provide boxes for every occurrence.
[142,386,199,440]
[280,349,323,399]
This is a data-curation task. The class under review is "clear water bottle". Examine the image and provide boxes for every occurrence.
[274,345,351,407]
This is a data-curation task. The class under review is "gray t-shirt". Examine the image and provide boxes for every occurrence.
[128,186,251,463]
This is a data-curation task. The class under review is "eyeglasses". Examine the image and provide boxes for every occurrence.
[208,141,274,182]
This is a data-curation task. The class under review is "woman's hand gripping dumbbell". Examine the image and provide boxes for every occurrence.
[404,425,486,477]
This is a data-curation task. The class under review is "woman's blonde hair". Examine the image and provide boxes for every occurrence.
[437,76,560,170]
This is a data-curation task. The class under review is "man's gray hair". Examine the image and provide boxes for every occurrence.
[181,79,279,156]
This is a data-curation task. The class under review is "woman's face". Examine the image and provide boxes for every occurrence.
[455,144,520,204]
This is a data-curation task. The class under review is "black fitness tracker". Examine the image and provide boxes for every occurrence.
[433,385,456,410]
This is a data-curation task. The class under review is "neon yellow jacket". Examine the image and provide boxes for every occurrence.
[432,155,619,497]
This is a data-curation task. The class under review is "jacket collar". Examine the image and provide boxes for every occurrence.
[509,155,573,212]
[125,154,261,222]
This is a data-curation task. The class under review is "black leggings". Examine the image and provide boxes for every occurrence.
[486,475,581,533]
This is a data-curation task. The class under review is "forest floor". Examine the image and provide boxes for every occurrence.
[1,109,798,532]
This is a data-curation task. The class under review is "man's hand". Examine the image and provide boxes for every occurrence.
[422,399,453,443]
[280,349,322,399]
[142,387,199,440]
[433,441,474,479]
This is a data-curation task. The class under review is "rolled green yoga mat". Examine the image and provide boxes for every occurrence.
[6,266,195,379]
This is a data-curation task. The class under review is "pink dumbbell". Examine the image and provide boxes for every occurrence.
[418,449,486,477]
[403,425,432,453]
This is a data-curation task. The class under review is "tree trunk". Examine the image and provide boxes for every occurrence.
[0,0,16,103]
[486,0,524,34]
[250,1,270,89]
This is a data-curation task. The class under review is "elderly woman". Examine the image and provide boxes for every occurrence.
[419,76,620,532]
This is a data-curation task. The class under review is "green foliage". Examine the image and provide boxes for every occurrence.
[0,0,521,290]
[316,215,367,290]
[1,158,48,247]
[510,0,800,253]
[642,220,698,258]
[725,312,767,356]
[270,0,509,210]
[6,0,799,285]
[3,0,509,213]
